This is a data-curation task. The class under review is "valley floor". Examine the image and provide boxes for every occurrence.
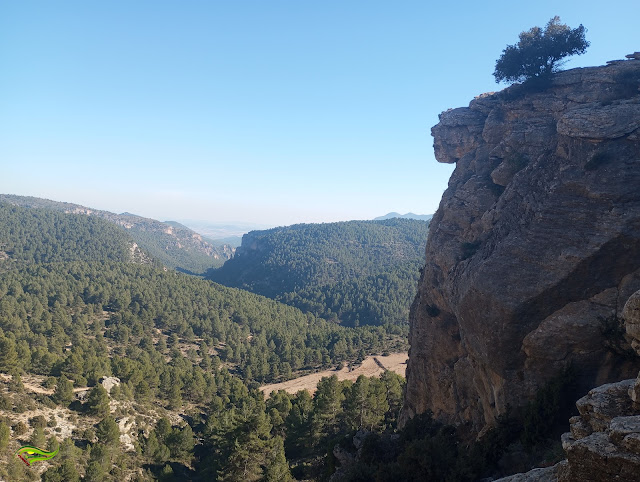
[260,352,407,396]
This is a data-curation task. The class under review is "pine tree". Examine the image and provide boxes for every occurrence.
[143,431,160,461]
[168,383,183,409]
[53,375,74,406]
[85,444,112,482]
[96,416,120,446]
[380,370,404,427]
[345,375,371,430]
[86,384,110,417]
[0,336,18,371]
[264,436,292,482]
[222,410,273,481]
[8,371,24,393]
[311,375,344,442]
[41,460,81,482]
[167,424,195,462]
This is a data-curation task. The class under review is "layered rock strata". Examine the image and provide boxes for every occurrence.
[402,57,640,433]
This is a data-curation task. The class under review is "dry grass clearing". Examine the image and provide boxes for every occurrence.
[260,352,408,397]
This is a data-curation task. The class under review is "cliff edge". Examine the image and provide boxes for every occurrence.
[402,57,640,434]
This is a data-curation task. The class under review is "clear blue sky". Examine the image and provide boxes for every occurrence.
[1,1,637,226]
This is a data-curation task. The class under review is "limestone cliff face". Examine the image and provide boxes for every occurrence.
[402,58,640,434]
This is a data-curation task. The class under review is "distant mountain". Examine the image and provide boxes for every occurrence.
[178,219,272,242]
[204,235,243,248]
[208,218,429,327]
[162,221,245,248]
[374,212,433,221]
[0,194,233,274]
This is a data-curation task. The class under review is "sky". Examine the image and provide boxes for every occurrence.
[1,1,638,227]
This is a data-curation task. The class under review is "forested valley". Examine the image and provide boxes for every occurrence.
[0,201,411,481]
[208,219,430,329]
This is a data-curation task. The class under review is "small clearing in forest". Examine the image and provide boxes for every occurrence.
[260,352,408,397]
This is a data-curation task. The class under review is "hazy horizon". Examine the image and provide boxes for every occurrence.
[2,1,637,225]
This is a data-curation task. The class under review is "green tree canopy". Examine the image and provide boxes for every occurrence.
[493,16,589,84]
[96,416,120,446]
[53,375,75,406]
[86,385,110,417]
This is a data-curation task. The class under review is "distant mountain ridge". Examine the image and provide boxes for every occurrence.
[0,194,234,274]
[177,219,272,245]
[374,212,433,221]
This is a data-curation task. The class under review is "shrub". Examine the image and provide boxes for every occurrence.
[29,415,47,428]
[494,17,589,84]
[13,421,27,435]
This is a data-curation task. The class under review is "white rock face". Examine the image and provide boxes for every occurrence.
[100,376,121,394]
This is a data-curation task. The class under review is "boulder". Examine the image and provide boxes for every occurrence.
[100,376,121,394]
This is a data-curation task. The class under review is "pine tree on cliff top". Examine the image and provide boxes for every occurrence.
[494,16,589,84]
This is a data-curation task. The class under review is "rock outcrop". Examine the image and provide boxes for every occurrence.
[498,289,640,481]
[402,57,640,434]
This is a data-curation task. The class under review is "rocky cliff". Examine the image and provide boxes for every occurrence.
[497,289,640,481]
[402,56,640,435]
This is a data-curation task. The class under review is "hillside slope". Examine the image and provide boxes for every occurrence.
[0,198,406,480]
[402,58,640,434]
[0,194,233,274]
[208,218,430,327]
[0,202,150,269]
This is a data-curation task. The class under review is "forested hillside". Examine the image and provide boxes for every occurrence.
[0,200,410,480]
[208,219,430,327]
[0,195,232,274]
[0,203,146,269]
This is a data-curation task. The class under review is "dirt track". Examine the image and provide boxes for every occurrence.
[260,352,408,397]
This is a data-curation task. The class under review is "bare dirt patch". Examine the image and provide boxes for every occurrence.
[260,352,408,397]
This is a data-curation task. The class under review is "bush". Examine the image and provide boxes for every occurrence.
[13,421,27,436]
[494,17,589,84]
[29,415,47,428]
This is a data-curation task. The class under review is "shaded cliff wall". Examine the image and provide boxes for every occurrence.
[402,59,640,434]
